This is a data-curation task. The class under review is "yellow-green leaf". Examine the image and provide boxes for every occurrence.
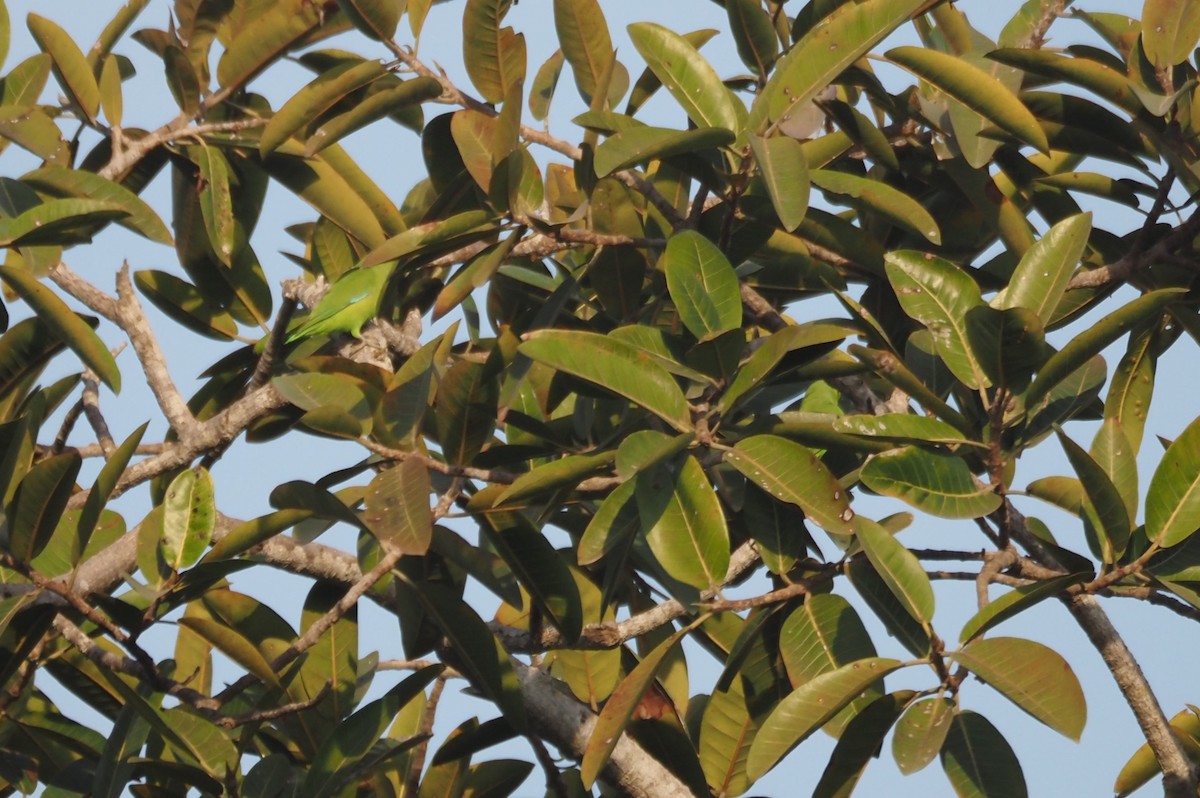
[520,330,692,431]
[724,434,854,535]
[0,265,120,392]
[950,637,1086,740]
[887,45,1048,154]
[747,658,903,780]
[28,13,100,124]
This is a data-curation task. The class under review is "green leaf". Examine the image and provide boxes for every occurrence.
[76,421,146,562]
[520,330,692,431]
[0,197,128,247]
[1104,322,1159,453]
[581,625,688,788]
[463,0,524,104]
[0,266,120,392]
[216,0,322,92]
[304,76,442,157]
[434,228,522,320]
[593,125,735,177]
[940,711,1028,798]
[719,321,854,414]
[497,450,617,506]
[261,148,390,248]
[1143,0,1200,68]
[750,134,810,232]
[965,306,1047,392]
[302,665,442,797]
[579,478,639,566]
[958,573,1084,644]
[554,0,614,104]
[134,270,239,340]
[23,167,173,245]
[433,358,498,465]
[402,581,525,729]
[160,467,215,571]
[780,592,878,694]
[636,454,730,591]
[726,0,778,77]
[1025,289,1184,407]
[362,458,431,555]
[1146,414,1200,548]
[663,230,741,339]
[751,0,928,133]
[261,60,388,156]
[1113,709,1200,796]
[855,516,934,627]
[861,446,1001,519]
[0,3,9,71]
[204,508,310,563]
[833,413,978,448]
[160,707,238,777]
[747,658,903,780]
[698,676,758,797]
[885,250,986,388]
[950,637,1086,740]
[1057,428,1130,562]
[528,49,564,121]
[993,213,1091,325]
[192,146,235,266]
[270,480,369,533]
[811,169,940,244]
[8,451,81,563]
[724,434,854,535]
[813,691,915,798]
[28,13,100,124]
[887,45,1048,153]
[338,0,401,40]
[988,47,1138,114]
[892,697,955,775]
[471,487,584,641]
[627,22,739,131]
[178,615,283,689]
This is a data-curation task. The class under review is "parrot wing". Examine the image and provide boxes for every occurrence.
[286,264,394,342]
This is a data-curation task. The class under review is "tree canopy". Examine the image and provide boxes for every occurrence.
[1,0,1200,796]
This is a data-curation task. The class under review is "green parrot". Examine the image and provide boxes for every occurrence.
[286,262,397,343]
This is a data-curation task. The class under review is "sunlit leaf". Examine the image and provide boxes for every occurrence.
[885,250,986,388]
[0,266,120,392]
[747,658,903,780]
[950,637,1086,740]
[627,22,739,131]
[862,446,1001,519]
[724,434,854,535]
[893,696,955,774]
[520,330,692,431]
[1146,414,1200,548]
[664,230,741,339]
[581,626,688,787]
[751,134,810,232]
[160,467,216,571]
[855,516,934,627]
[888,45,1048,153]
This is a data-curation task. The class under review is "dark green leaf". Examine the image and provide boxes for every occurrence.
[940,711,1028,798]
